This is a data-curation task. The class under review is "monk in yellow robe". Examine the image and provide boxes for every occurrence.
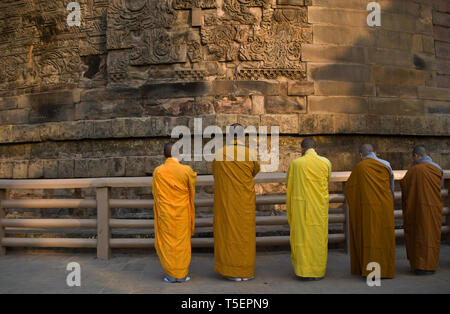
[213,124,260,281]
[152,143,197,283]
[401,145,443,275]
[345,144,395,278]
[286,138,331,280]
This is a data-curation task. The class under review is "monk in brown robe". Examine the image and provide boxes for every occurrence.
[400,145,443,275]
[345,144,396,278]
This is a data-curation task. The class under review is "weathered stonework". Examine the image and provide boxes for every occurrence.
[0,0,449,220]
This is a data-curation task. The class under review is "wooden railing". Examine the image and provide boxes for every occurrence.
[0,171,449,259]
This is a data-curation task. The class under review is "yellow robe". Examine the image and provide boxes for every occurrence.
[152,158,197,279]
[286,148,331,278]
[212,141,260,278]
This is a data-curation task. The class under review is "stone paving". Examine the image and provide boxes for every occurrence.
[0,245,449,294]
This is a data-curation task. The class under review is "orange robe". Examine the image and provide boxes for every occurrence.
[345,158,395,278]
[152,158,197,279]
[212,141,260,278]
[401,162,443,271]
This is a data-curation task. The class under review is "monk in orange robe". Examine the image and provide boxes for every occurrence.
[345,144,396,278]
[401,145,443,275]
[213,124,260,281]
[152,143,197,283]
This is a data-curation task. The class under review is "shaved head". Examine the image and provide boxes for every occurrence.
[230,123,244,138]
[413,145,427,157]
[359,144,374,156]
[301,138,317,150]
[164,142,174,158]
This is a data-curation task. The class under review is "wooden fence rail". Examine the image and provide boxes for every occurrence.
[0,170,449,259]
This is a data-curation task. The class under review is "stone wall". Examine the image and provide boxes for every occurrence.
[0,0,449,219]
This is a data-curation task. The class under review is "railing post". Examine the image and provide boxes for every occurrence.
[0,189,6,256]
[343,182,350,255]
[96,187,111,259]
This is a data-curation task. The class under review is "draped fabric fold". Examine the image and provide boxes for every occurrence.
[286,149,331,278]
[401,161,443,271]
[345,158,396,278]
[152,158,197,279]
[213,141,260,278]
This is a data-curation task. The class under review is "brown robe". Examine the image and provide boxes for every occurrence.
[345,158,395,278]
[400,162,443,271]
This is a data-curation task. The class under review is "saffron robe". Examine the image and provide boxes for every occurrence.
[345,157,396,278]
[152,158,197,279]
[212,141,260,278]
[400,159,443,271]
[286,149,332,278]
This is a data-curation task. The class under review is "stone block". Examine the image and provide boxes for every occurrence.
[264,96,306,114]
[418,86,450,100]
[434,26,450,43]
[376,30,413,51]
[214,96,252,114]
[107,157,126,177]
[372,66,426,86]
[0,96,19,110]
[251,95,265,114]
[434,41,450,58]
[367,48,413,67]
[298,114,334,134]
[314,81,375,96]
[433,11,450,27]
[125,156,146,177]
[0,125,12,143]
[376,85,418,98]
[43,160,58,178]
[191,7,202,26]
[311,0,366,10]
[0,109,29,125]
[302,44,366,63]
[140,82,212,99]
[58,160,74,178]
[143,98,195,116]
[422,36,435,54]
[433,0,450,13]
[308,96,369,114]
[425,100,450,114]
[313,25,376,46]
[374,0,421,17]
[88,159,108,177]
[309,63,371,82]
[277,0,304,5]
[11,125,41,143]
[0,161,13,178]
[28,160,44,179]
[260,114,299,134]
[144,156,164,175]
[369,98,425,116]
[74,159,89,178]
[437,59,450,75]
[237,115,261,128]
[232,81,281,96]
[436,74,450,89]
[308,7,367,27]
[287,81,314,96]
